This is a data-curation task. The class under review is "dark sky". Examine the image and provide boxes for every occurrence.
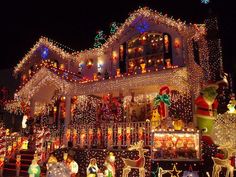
[0,0,235,76]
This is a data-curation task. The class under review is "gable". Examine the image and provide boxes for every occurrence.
[14,37,74,75]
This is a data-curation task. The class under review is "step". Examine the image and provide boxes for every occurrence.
[3,167,16,172]
[5,162,29,167]
[20,153,34,157]
[8,158,32,165]
[3,168,46,176]
[19,149,35,154]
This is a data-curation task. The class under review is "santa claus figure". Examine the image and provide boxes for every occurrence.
[195,83,219,134]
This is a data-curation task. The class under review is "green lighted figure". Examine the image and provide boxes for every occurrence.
[28,159,41,177]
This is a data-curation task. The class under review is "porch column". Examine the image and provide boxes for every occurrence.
[63,95,71,146]
[30,99,35,118]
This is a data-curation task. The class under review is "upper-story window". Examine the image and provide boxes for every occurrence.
[126,32,172,74]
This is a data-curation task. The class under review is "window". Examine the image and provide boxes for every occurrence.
[126,32,172,73]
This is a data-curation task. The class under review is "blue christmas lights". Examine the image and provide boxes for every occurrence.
[136,20,149,33]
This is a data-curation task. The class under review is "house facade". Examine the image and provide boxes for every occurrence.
[6,8,211,151]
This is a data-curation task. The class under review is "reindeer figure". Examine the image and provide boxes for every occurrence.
[212,146,236,177]
[122,140,148,177]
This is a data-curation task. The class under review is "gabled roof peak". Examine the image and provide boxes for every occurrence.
[14,36,75,74]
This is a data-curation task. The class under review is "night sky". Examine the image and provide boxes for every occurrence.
[0,0,235,78]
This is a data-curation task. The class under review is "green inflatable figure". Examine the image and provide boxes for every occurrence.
[195,83,219,135]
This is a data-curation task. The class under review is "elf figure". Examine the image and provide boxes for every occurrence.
[104,152,116,177]
[28,159,41,177]
[67,156,78,177]
[195,83,219,135]
[151,109,161,130]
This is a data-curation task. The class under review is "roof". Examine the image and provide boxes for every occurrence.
[15,66,189,102]
[13,37,76,74]
[14,7,205,74]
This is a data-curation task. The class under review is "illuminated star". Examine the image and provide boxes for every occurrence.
[168,164,182,177]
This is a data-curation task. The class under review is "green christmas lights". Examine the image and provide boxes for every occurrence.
[110,22,119,35]
[94,30,107,48]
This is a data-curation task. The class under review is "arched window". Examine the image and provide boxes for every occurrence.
[163,33,173,68]
[125,32,173,73]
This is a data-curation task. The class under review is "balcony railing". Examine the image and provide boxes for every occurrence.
[69,121,152,149]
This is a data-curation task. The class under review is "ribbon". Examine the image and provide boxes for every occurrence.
[154,94,171,107]
[136,157,145,167]
[154,86,171,118]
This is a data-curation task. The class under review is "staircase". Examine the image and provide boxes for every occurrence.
[3,150,46,177]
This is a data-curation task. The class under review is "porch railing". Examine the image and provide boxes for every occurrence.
[69,121,156,148]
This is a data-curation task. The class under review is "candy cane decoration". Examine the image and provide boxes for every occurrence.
[35,127,45,161]
[44,128,51,142]
[0,127,6,157]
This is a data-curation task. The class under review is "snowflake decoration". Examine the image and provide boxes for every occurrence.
[41,47,49,59]
[136,20,149,33]
[201,0,209,4]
